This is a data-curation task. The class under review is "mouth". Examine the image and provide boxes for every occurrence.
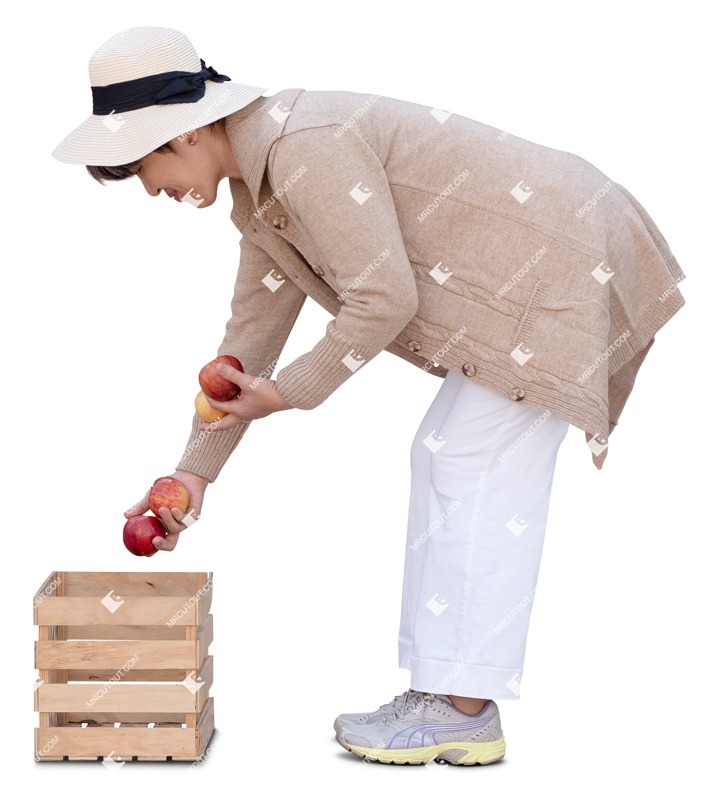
[165,188,182,202]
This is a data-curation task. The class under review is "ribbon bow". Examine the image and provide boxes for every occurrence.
[154,60,230,105]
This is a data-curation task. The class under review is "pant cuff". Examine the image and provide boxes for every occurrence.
[400,655,524,700]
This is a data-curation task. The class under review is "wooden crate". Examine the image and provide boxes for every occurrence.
[34,571,214,762]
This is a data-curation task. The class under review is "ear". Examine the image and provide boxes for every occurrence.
[178,129,198,146]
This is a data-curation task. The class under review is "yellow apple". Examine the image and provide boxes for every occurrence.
[195,390,227,423]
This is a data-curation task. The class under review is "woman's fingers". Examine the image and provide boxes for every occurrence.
[155,506,185,536]
[215,362,253,390]
[199,413,245,433]
[199,374,286,431]
[203,368,258,412]
[152,506,199,551]
[124,489,150,518]
[152,532,179,552]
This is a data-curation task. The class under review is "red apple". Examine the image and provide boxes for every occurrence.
[123,515,166,557]
[199,355,244,402]
[149,476,190,518]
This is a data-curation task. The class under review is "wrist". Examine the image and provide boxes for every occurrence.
[175,469,209,486]
[273,384,294,411]
[276,396,294,411]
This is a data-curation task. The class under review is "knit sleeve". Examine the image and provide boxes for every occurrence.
[266,124,419,410]
[175,234,307,482]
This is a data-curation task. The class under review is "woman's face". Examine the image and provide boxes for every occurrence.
[135,129,223,208]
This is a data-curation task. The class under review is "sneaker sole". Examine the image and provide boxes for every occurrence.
[336,733,506,765]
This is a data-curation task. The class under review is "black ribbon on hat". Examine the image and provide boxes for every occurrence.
[92,59,230,116]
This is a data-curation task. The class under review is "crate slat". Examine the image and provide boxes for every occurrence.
[63,572,211,597]
[35,727,198,760]
[65,668,193,682]
[33,571,64,624]
[196,697,215,759]
[35,615,211,670]
[63,712,188,724]
[67,624,189,640]
[36,639,198,670]
[198,614,213,654]
[37,656,213,713]
[36,596,207,626]
[38,684,200,713]
[66,613,213,643]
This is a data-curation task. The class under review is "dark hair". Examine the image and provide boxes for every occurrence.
[86,118,225,184]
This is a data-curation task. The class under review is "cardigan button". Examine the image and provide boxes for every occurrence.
[510,387,526,400]
[461,362,476,376]
[272,215,287,229]
[407,340,421,352]
[312,265,325,276]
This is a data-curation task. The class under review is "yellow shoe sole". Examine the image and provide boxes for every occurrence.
[339,735,506,765]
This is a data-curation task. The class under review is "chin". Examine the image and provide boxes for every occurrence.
[182,189,216,208]
[198,195,216,208]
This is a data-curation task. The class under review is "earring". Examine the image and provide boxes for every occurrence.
[190,140,197,146]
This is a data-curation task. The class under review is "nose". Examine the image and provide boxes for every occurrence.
[137,173,163,198]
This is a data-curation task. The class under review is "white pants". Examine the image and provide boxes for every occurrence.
[398,369,569,701]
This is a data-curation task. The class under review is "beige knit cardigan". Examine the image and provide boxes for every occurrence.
[176,88,686,482]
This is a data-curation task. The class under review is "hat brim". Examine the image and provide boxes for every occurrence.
[52,81,268,166]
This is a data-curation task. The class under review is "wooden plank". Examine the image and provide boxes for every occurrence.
[56,572,68,727]
[38,682,201,714]
[196,696,215,760]
[185,626,196,729]
[34,726,198,760]
[33,571,62,624]
[37,657,213,714]
[62,713,187,724]
[165,571,213,628]
[64,572,209,597]
[36,596,207,626]
[34,728,64,761]
[66,668,190,682]
[196,571,213,620]
[67,625,189,640]
[198,615,213,661]
[197,655,212,710]
[37,625,61,729]
[36,640,199,670]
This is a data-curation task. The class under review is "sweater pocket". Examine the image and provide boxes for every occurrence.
[514,282,612,391]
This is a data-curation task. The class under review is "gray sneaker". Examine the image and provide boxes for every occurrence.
[335,691,506,765]
[333,690,419,735]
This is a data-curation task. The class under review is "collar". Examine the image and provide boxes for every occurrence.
[225,88,305,217]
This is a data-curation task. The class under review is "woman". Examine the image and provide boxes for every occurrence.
[52,26,686,766]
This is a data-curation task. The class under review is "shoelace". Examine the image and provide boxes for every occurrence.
[384,690,437,722]
[358,693,404,721]
[372,694,404,716]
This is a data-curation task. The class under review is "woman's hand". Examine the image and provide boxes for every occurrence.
[124,470,209,553]
[199,362,293,432]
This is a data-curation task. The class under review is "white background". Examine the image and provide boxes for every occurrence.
[2,1,714,796]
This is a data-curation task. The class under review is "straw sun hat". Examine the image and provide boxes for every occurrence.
[52,26,267,166]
